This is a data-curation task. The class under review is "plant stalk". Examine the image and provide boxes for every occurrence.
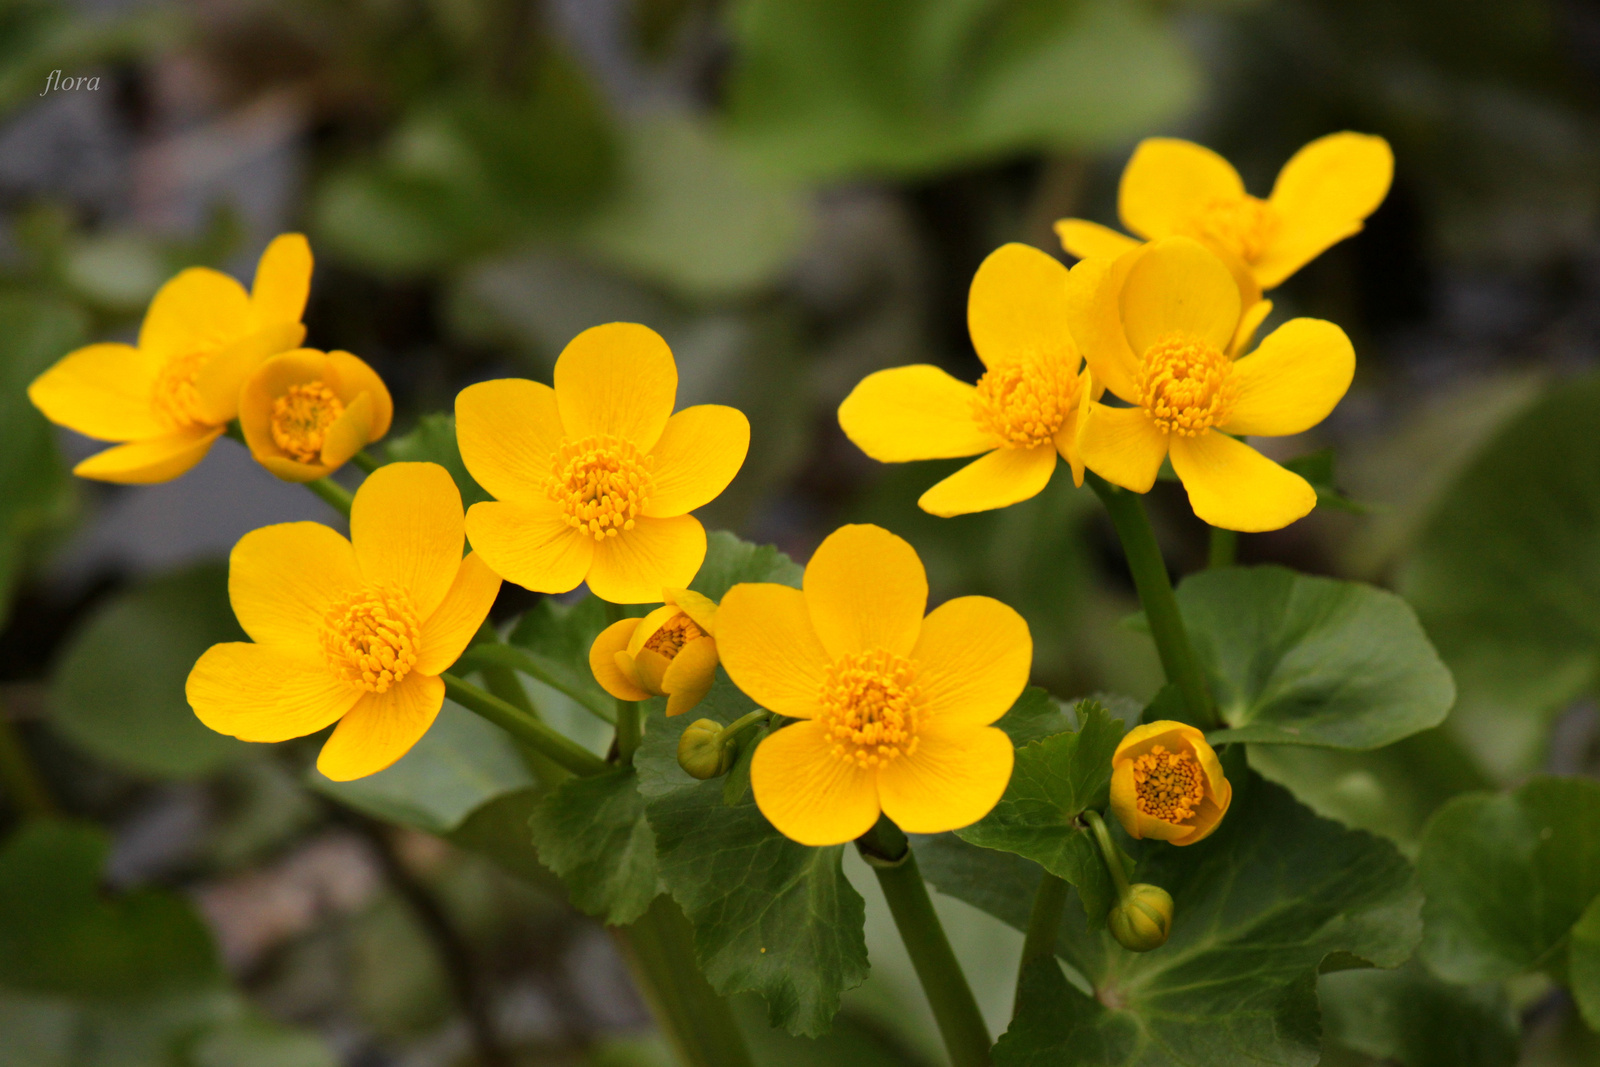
[0,708,57,819]
[604,601,641,764]
[441,673,606,776]
[352,450,382,474]
[1015,872,1069,1015]
[468,622,571,788]
[1084,810,1131,901]
[305,477,354,517]
[1207,527,1238,569]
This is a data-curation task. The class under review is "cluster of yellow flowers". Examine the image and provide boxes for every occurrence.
[25,132,1387,851]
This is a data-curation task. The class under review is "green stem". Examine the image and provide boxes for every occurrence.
[305,477,354,517]
[441,673,606,776]
[469,622,571,788]
[858,819,992,1067]
[1087,473,1217,729]
[352,450,382,474]
[718,710,769,746]
[1084,810,1131,902]
[1207,527,1237,569]
[604,601,641,764]
[461,643,614,723]
[0,709,57,819]
[1015,872,1069,1015]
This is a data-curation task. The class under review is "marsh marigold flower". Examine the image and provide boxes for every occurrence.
[1055,133,1392,299]
[28,235,314,483]
[717,524,1030,846]
[589,588,720,717]
[186,462,500,781]
[1109,721,1231,846]
[838,243,1091,516]
[455,323,749,604]
[1071,237,1354,532]
[239,348,393,482]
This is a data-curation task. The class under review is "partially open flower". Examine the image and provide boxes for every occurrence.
[240,349,393,482]
[1109,721,1231,846]
[589,588,720,717]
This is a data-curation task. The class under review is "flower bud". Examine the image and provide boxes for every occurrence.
[678,719,732,780]
[1108,883,1174,952]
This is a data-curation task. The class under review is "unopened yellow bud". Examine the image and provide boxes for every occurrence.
[678,719,732,780]
[1108,883,1174,952]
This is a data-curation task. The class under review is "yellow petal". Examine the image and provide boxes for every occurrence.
[626,606,680,659]
[1169,431,1316,532]
[350,462,465,619]
[803,524,926,660]
[327,350,393,440]
[255,454,330,483]
[837,365,995,462]
[590,619,650,701]
[587,514,706,604]
[1175,775,1232,846]
[1055,219,1141,262]
[1112,720,1208,763]
[316,672,445,781]
[878,722,1013,834]
[414,552,501,676]
[464,499,594,594]
[1257,132,1393,288]
[138,267,251,364]
[917,443,1056,517]
[318,391,375,472]
[665,588,718,635]
[1118,138,1245,241]
[188,642,360,743]
[912,595,1032,729]
[553,323,676,453]
[643,405,750,517]
[72,429,221,484]
[229,520,361,659]
[1051,385,1087,486]
[1220,318,1354,437]
[454,378,564,506]
[750,720,880,846]
[1120,237,1240,356]
[246,233,313,332]
[967,242,1075,368]
[1078,404,1168,493]
[1229,299,1273,358]
[193,322,308,425]
[238,349,327,466]
[27,343,165,441]
[716,583,830,719]
[662,636,718,717]
[1064,251,1142,403]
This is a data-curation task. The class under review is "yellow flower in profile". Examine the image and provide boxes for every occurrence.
[717,524,1029,846]
[1056,132,1393,299]
[1109,720,1231,846]
[837,243,1091,516]
[186,463,501,781]
[239,349,393,482]
[1070,237,1355,532]
[27,235,314,483]
[589,588,720,717]
[455,323,749,604]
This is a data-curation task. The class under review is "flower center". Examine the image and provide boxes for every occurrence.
[150,352,213,430]
[817,648,922,769]
[1181,195,1279,263]
[1137,333,1237,436]
[1131,745,1206,824]
[971,360,1079,449]
[271,381,346,463]
[643,612,705,660]
[546,434,656,540]
[321,583,421,693]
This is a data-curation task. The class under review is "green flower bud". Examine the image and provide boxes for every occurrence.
[1108,883,1174,952]
[678,719,732,780]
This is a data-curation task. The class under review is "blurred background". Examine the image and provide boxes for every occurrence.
[1,0,1598,1064]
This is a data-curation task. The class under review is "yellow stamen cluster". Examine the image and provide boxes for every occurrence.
[271,381,346,463]
[1138,333,1238,436]
[817,648,922,769]
[1131,745,1205,825]
[971,359,1079,449]
[321,583,421,693]
[644,612,705,660]
[150,351,212,430]
[547,434,655,540]
[1182,195,1279,263]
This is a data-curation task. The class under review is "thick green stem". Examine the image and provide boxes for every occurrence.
[352,450,382,474]
[616,895,754,1067]
[305,477,354,517]
[1084,811,1131,902]
[1207,527,1237,569]
[604,601,641,764]
[462,643,614,723]
[1087,473,1217,729]
[442,673,606,776]
[858,820,992,1067]
[0,709,57,819]
[1015,872,1069,1014]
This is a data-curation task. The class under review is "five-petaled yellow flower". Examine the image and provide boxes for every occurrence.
[240,349,393,482]
[1071,236,1355,532]
[1055,132,1393,301]
[838,243,1091,516]
[187,462,501,781]
[589,588,720,717]
[717,524,1029,846]
[456,323,750,604]
[28,234,314,484]
[1109,721,1231,846]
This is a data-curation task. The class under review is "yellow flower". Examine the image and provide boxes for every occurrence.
[589,588,720,717]
[186,462,501,781]
[1109,720,1231,846]
[1070,237,1355,532]
[717,524,1029,846]
[27,235,314,484]
[239,349,394,482]
[837,243,1091,516]
[455,323,750,604]
[1056,132,1393,299]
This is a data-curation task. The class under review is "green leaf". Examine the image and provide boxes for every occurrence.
[691,529,804,598]
[383,414,491,508]
[1282,448,1366,514]
[447,788,558,888]
[957,699,1127,924]
[1319,959,1516,1067]
[992,686,1076,746]
[49,563,246,779]
[1568,894,1600,1031]
[1417,776,1600,983]
[1173,565,1454,749]
[529,766,661,925]
[504,593,615,720]
[0,820,221,1000]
